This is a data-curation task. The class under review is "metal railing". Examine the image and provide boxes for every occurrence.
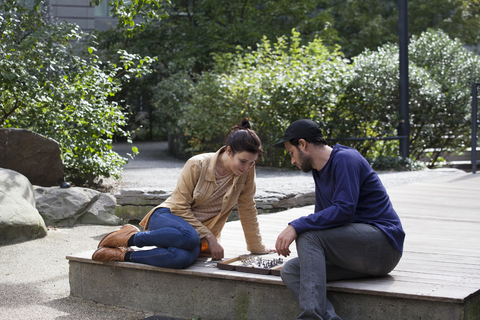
[328,136,408,142]
[326,82,479,173]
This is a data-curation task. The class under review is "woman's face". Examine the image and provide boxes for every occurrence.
[227,149,259,176]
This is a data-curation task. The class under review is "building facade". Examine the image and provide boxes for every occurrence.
[49,0,117,32]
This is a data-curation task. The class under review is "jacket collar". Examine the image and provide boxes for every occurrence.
[206,146,227,182]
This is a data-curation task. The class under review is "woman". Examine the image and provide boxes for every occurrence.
[92,118,271,269]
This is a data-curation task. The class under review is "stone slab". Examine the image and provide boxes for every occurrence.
[68,252,478,320]
[69,259,300,320]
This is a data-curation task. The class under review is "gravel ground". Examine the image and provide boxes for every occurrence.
[0,225,152,320]
[0,141,466,320]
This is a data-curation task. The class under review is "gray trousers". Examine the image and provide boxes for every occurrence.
[280,223,402,320]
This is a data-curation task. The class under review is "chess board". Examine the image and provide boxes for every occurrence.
[216,255,285,276]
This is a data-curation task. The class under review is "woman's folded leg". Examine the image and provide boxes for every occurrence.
[132,208,200,251]
[127,244,201,269]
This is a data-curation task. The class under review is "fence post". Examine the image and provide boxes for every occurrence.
[398,0,409,164]
[472,83,478,174]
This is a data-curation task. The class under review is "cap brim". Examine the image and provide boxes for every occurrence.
[272,139,289,148]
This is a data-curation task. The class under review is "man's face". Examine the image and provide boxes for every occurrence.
[285,141,313,173]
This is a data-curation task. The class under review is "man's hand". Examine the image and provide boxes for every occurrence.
[275,225,297,257]
[205,234,224,260]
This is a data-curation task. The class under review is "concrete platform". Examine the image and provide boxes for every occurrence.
[67,173,480,319]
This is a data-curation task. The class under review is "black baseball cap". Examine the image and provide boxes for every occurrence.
[273,119,323,148]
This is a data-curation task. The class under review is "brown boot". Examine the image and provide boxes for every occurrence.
[92,247,132,262]
[98,224,139,248]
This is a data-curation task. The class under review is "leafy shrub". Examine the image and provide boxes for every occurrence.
[408,30,480,166]
[0,0,153,185]
[151,72,194,158]
[153,29,477,171]
[366,156,425,172]
[180,29,351,166]
[339,30,480,167]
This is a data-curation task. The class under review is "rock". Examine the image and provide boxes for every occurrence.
[0,128,63,187]
[115,188,172,206]
[113,186,316,223]
[114,188,172,222]
[254,190,316,213]
[34,186,122,227]
[115,205,156,222]
[77,193,121,225]
[0,168,47,246]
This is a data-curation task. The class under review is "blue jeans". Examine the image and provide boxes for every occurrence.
[129,208,201,269]
[281,223,402,320]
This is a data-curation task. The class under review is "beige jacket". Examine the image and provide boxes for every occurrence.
[139,147,267,254]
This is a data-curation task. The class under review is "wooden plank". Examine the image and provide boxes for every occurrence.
[400,252,480,264]
[388,272,480,288]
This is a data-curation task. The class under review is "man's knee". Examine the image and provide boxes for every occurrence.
[280,257,299,283]
[296,230,324,249]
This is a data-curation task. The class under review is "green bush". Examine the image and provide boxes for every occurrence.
[151,72,194,158]
[339,30,480,167]
[408,30,480,166]
[96,0,338,143]
[153,29,478,170]
[0,0,154,185]
[366,156,425,172]
[180,29,351,166]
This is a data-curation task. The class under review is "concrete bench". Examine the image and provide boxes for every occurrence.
[67,249,479,320]
[69,175,480,319]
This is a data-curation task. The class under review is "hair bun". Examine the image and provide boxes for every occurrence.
[238,117,251,130]
[225,117,263,157]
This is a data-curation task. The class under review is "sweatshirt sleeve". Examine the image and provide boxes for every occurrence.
[289,152,361,235]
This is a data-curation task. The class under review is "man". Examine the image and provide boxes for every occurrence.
[273,119,405,320]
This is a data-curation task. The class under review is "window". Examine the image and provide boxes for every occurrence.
[94,0,110,17]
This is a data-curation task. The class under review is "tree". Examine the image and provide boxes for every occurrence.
[89,0,170,37]
[327,0,398,58]
[100,0,480,59]
[92,0,480,169]
[92,0,338,140]
[0,0,154,185]
[328,0,480,57]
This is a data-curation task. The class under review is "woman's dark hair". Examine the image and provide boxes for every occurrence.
[225,118,263,156]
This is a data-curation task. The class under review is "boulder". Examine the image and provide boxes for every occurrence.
[254,190,316,213]
[114,188,171,221]
[34,186,122,227]
[77,193,122,225]
[113,186,316,223]
[0,128,63,187]
[0,168,47,246]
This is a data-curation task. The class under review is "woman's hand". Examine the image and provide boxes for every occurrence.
[205,234,224,260]
[275,225,297,257]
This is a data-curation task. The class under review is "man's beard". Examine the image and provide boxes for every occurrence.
[297,149,313,173]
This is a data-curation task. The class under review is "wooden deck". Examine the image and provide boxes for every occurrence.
[221,173,480,301]
[68,172,480,319]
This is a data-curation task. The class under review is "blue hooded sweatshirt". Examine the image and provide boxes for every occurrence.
[289,144,405,253]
